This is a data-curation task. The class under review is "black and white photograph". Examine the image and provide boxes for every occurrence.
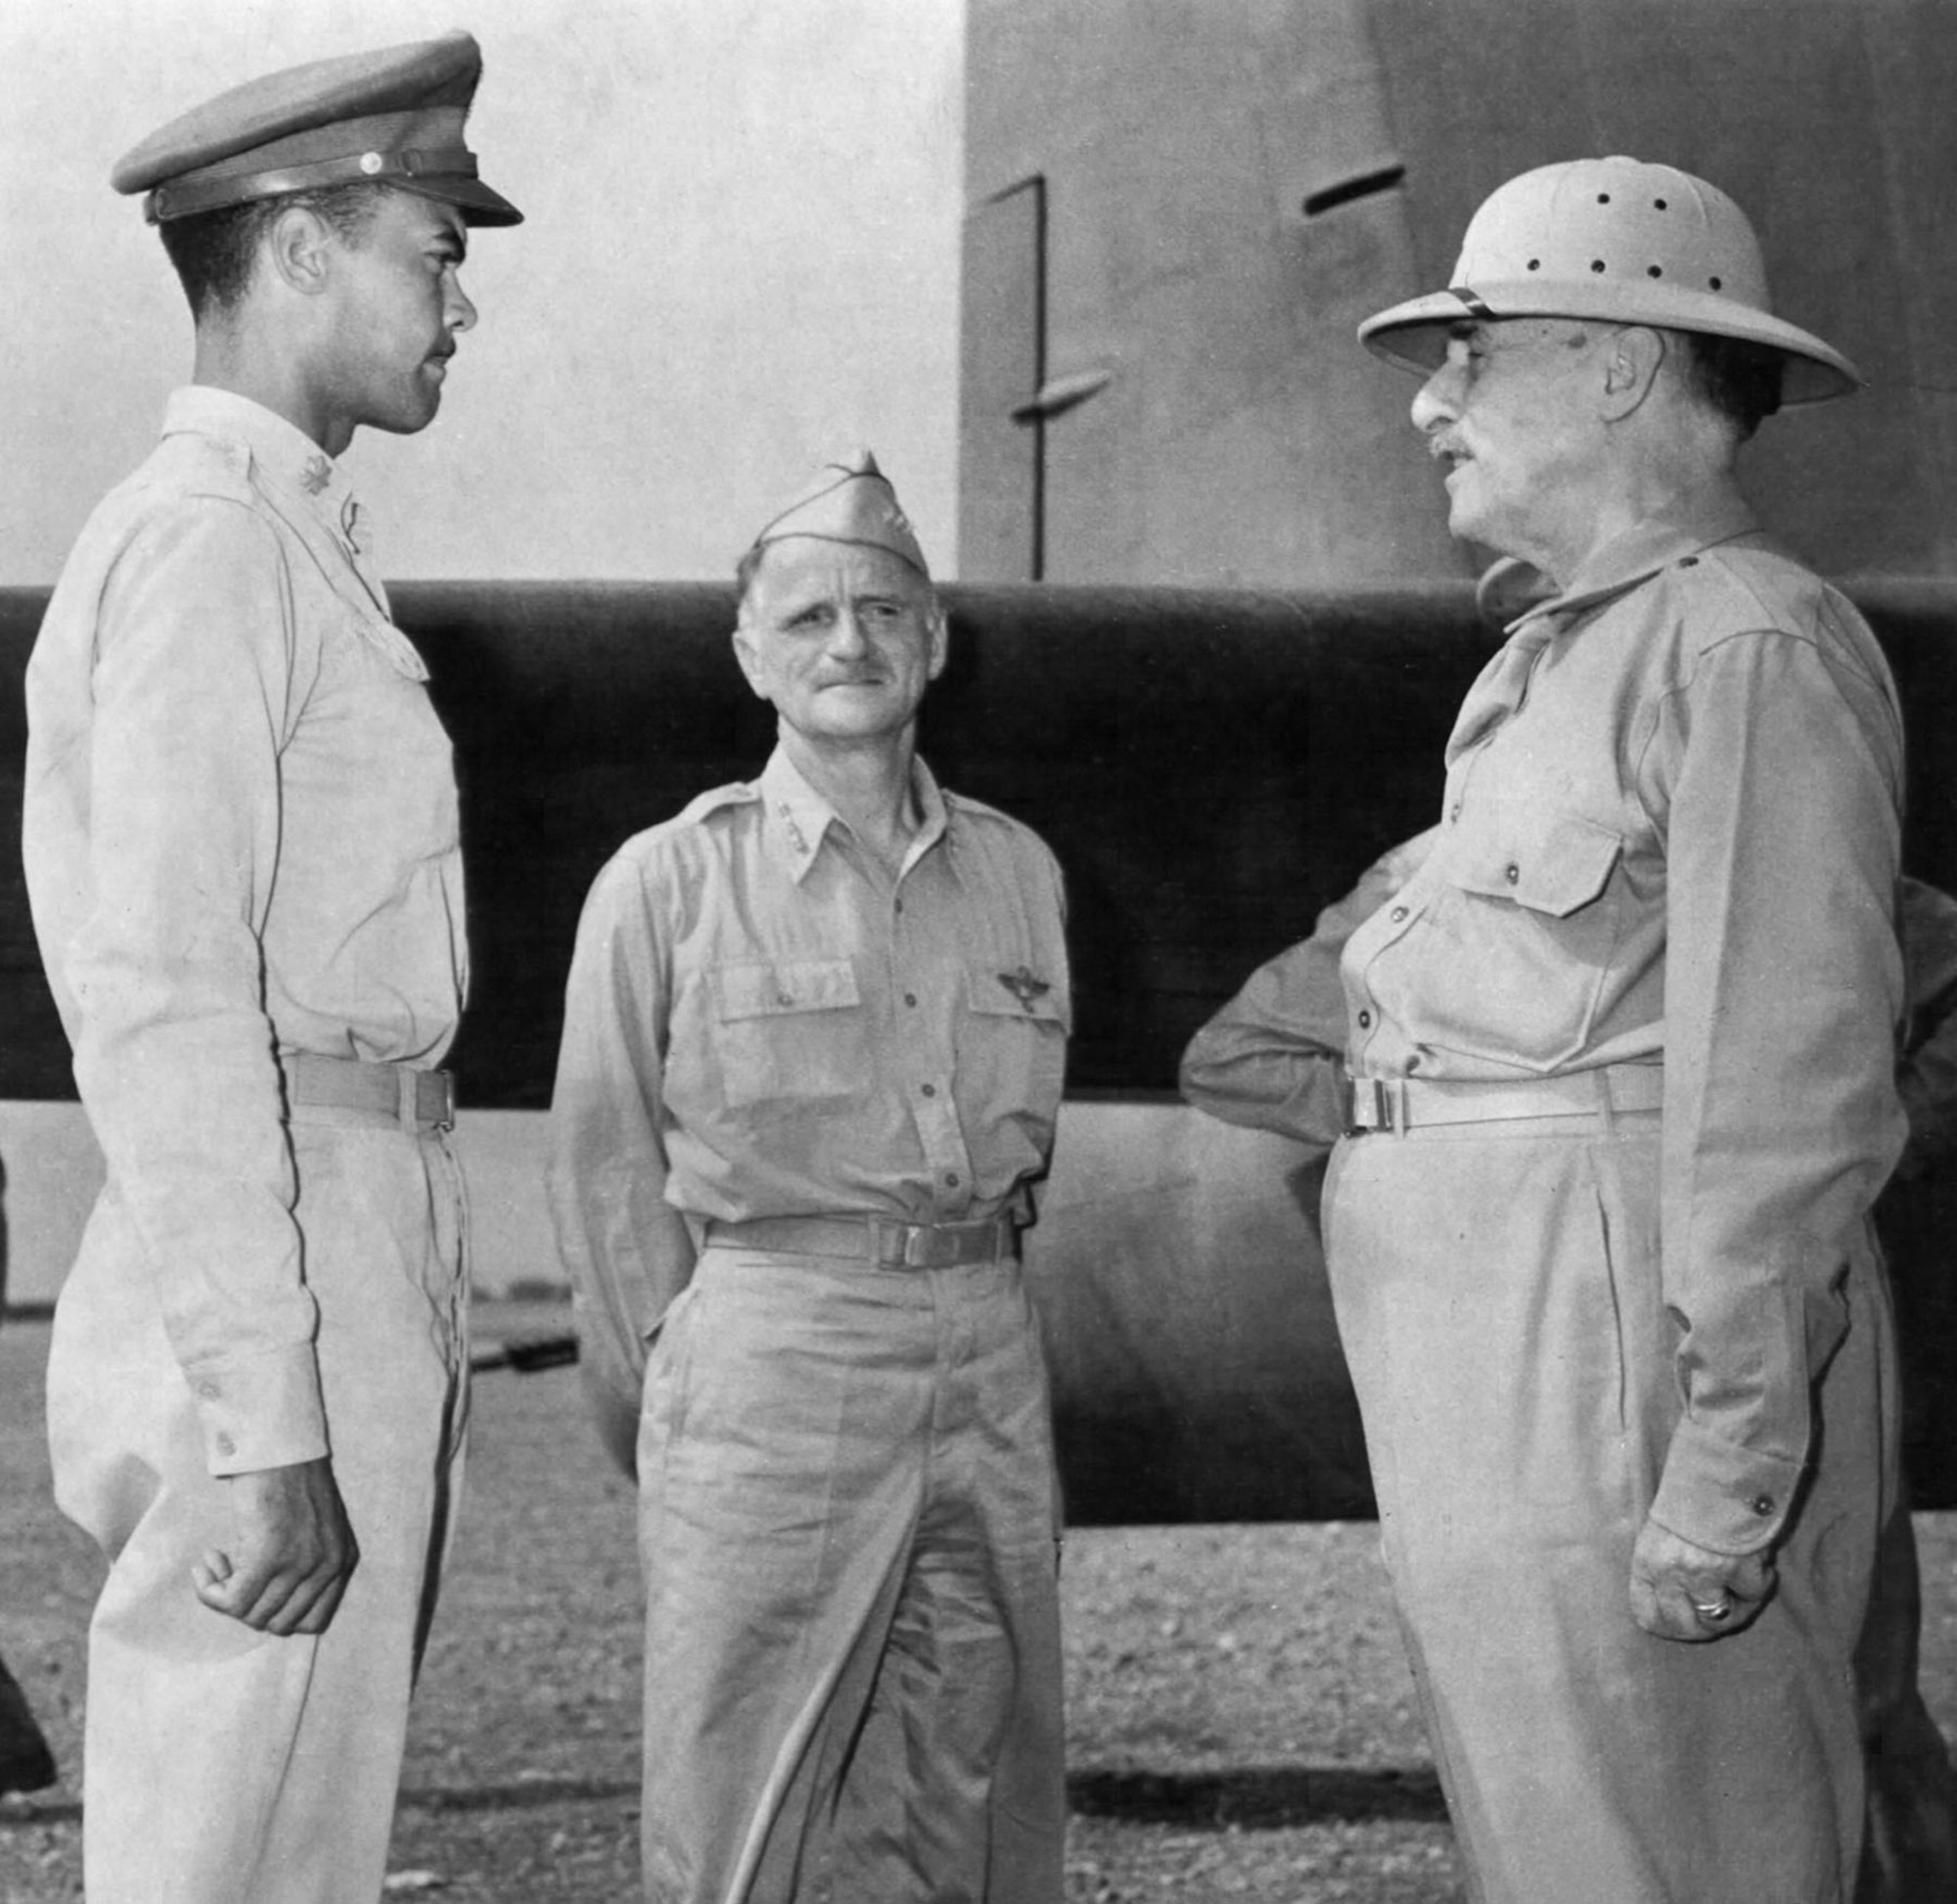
[2,2,1955,1899]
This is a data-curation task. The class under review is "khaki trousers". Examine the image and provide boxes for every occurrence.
[47,1114,469,1904]
[1323,1112,1890,1904]
[637,1247,1066,1904]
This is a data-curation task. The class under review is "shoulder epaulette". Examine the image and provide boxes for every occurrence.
[673,780,763,829]
[146,431,257,508]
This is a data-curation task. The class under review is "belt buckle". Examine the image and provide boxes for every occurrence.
[402,1068,455,1134]
[1344,1076,1400,1137]
[868,1217,932,1269]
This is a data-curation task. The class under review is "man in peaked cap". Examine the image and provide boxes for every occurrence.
[1189,156,1908,1900]
[22,31,519,1904]
[551,452,1070,1902]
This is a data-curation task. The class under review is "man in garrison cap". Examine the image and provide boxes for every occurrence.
[550,452,1071,1903]
[1186,157,1908,1901]
[22,33,520,1904]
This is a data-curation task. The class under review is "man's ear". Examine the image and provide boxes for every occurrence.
[1600,325,1666,420]
[731,622,770,702]
[264,204,336,298]
[926,607,949,682]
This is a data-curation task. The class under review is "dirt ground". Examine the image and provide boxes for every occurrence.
[4,1300,1955,1903]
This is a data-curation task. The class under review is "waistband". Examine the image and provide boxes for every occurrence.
[280,1052,455,1134]
[704,1214,1020,1270]
[1343,1063,1662,1137]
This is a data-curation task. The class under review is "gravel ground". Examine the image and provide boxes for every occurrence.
[4,1301,1955,1903]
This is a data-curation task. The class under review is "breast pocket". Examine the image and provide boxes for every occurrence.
[959,962,1071,1128]
[707,957,868,1111]
[1421,812,1625,1071]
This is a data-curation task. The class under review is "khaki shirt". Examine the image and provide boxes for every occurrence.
[23,387,467,1473]
[548,747,1070,1409]
[1190,501,1906,1556]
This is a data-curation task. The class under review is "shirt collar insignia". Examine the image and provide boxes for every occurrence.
[776,801,812,856]
[301,453,333,496]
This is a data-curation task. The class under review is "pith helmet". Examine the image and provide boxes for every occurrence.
[1358,157,1857,405]
[113,32,522,228]
[748,450,931,578]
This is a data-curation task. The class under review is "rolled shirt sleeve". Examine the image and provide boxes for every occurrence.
[60,502,324,1473]
[1646,626,1905,1554]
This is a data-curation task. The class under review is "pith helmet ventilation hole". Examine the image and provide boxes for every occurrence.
[1527,258,1540,270]
[1709,276,1722,290]
[1654,198,1668,209]
[1590,259,1607,272]
[1648,265,1662,278]
[1598,193,1611,203]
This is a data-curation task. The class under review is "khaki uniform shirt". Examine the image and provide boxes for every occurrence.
[1190,501,1905,1557]
[23,387,467,1473]
[548,746,1070,1407]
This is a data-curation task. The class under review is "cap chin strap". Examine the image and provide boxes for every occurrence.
[145,147,479,224]
[1449,288,1497,320]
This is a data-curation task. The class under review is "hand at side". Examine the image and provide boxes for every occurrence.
[192,1455,359,1636]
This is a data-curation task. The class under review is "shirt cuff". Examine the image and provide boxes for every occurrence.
[185,1343,329,1475]
[1647,1415,1804,1555]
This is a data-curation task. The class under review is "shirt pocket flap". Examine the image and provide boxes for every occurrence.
[710,957,861,1021]
[968,962,1071,1029]
[1455,813,1622,918]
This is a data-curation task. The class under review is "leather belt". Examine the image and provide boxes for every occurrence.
[1343,1064,1662,1136]
[704,1214,1020,1270]
[280,1052,455,1134]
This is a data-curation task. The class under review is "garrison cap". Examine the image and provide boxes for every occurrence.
[748,450,932,579]
[112,31,522,228]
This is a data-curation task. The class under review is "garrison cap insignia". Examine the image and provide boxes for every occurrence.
[112,31,523,228]
[997,966,1052,1014]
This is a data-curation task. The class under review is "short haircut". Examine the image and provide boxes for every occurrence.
[1675,330,1784,441]
[159,180,388,321]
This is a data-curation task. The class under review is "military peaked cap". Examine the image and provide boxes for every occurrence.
[112,31,522,228]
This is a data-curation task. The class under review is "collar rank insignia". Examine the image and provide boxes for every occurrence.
[777,801,810,855]
[301,453,332,496]
[997,966,1051,1014]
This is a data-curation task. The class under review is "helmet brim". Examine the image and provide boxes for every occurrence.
[1357,282,1859,406]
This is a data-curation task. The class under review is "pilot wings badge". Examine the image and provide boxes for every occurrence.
[996,966,1051,1014]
